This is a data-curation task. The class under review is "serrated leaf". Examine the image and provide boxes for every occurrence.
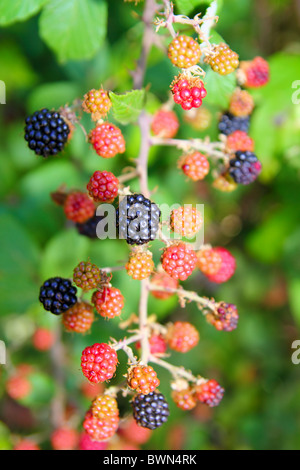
[110,89,145,124]
[204,68,236,108]
[39,0,107,62]
[175,0,213,15]
[0,0,48,26]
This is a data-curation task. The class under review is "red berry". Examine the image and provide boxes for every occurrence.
[196,247,223,276]
[166,321,199,353]
[194,379,224,407]
[180,152,209,181]
[87,170,119,203]
[127,365,160,394]
[118,417,152,444]
[206,302,239,332]
[81,343,118,384]
[64,191,95,223]
[171,75,206,110]
[172,387,197,410]
[82,88,112,120]
[150,271,179,300]
[89,122,125,158]
[13,439,40,450]
[161,242,197,281]
[51,427,79,450]
[167,35,201,68]
[92,287,124,319]
[170,206,203,238]
[205,43,239,75]
[151,109,179,138]
[6,373,31,400]
[32,327,54,351]
[136,333,167,355]
[79,431,108,450]
[239,57,269,88]
[83,407,119,442]
[125,250,154,280]
[205,247,236,283]
[73,260,102,291]
[229,88,254,117]
[226,130,254,152]
[62,301,94,333]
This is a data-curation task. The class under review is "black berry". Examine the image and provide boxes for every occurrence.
[229,150,262,185]
[75,212,104,239]
[116,194,161,245]
[24,108,70,157]
[218,112,250,136]
[131,392,170,430]
[39,277,77,315]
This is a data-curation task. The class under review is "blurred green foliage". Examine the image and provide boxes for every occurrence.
[0,0,300,451]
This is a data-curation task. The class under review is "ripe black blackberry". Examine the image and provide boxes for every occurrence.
[116,194,161,245]
[131,392,170,430]
[24,108,70,157]
[39,277,77,315]
[75,212,104,239]
[229,150,262,185]
[218,112,250,136]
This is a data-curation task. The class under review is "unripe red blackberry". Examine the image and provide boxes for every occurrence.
[171,75,207,110]
[194,379,224,407]
[83,407,119,442]
[127,365,160,394]
[161,242,197,281]
[166,321,199,353]
[125,250,154,280]
[206,302,239,332]
[79,432,108,450]
[167,35,201,69]
[131,392,170,430]
[151,109,179,138]
[226,130,254,153]
[203,247,236,283]
[81,343,118,383]
[172,387,197,410]
[229,88,254,117]
[89,122,125,158]
[92,287,124,319]
[196,247,223,276]
[184,107,212,131]
[170,206,203,238]
[179,152,210,181]
[229,151,262,185]
[136,333,167,355]
[150,271,179,300]
[87,170,119,203]
[62,301,94,333]
[91,394,119,421]
[64,191,95,224]
[32,327,55,351]
[51,427,79,450]
[14,439,40,450]
[239,57,269,88]
[6,373,31,401]
[118,417,152,445]
[24,108,70,157]
[82,88,112,120]
[205,43,239,75]
[73,260,101,291]
[39,277,78,315]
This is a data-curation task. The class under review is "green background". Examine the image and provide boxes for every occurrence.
[0,0,300,450]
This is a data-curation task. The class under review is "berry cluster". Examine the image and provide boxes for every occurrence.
[171,75,207,110]
[82,88,112,120]
[205,42,239,75]
[89,122,126,159]
[87,170,119,203]
[197,246,236,283]
[151,109,179,138]
[83,395,120,442]
[168,35,201,69]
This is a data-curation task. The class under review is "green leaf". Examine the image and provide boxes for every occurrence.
[110,89,145,125]
[0,0,48,26]
[27,81,81,113]
[175,0,213,15]
[204,68,236,109]
[39,0,107,62]
[288,278,300,328]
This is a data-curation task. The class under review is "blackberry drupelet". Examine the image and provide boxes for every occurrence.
[24,108,70,157]
[131,392,170,430]
[229,150,262,184]
[218,112,250,136]
[75,212,104,239]
[116,194,161,245]
[39,277,77,315]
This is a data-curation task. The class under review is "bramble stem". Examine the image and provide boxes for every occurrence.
[150,136,226,160]
[150,354,206,384]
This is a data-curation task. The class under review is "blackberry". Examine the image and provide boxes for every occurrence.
[116,194,161,246]
[131,392,170,430]
[229,151,262,185]
[75,212,104,239]
[39,277,77,315]
[24,108,70,157]
[218,112,250,136]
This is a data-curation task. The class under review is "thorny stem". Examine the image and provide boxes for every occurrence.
[150,355,207,385]
[150,136,227,160]
[139,279,151,364]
